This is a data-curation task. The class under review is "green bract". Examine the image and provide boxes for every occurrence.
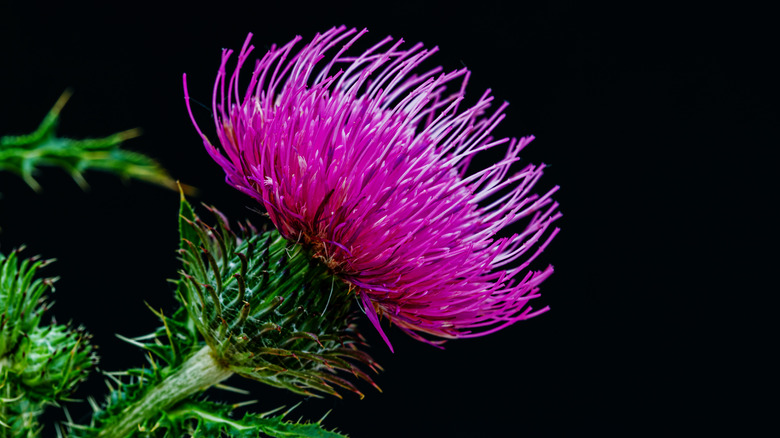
[177,195,380,398]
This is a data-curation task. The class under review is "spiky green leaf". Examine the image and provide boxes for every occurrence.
[146,400,350,438]
[0,91,182,192]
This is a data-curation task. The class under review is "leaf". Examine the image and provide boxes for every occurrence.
[159,400,350,438]
[0,91,191,193]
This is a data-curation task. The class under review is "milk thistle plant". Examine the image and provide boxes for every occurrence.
[1,26,560,437]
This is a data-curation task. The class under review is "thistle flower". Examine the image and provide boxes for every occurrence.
[184,26,561,351]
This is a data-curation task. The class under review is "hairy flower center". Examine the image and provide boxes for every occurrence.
[301,234,347,274]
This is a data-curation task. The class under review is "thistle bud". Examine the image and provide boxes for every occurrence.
[9,323,97,400]
[176,195,379,398]
[0,249,96,431]
[0,249,52,359]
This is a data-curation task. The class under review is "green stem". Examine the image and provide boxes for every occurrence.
[96,345,232,438]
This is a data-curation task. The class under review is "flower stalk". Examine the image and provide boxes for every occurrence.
[95,345,232,438]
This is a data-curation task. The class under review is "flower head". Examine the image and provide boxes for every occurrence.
[184,26,561,351]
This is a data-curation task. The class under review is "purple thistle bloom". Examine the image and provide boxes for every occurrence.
[184,26,561,352]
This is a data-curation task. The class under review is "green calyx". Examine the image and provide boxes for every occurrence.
[177,194,380,398]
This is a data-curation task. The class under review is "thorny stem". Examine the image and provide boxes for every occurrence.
[96,345,232,438]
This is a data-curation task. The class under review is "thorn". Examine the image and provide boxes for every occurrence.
[214,383,251,395]
[231,399,258,409]
[51,89,74,116]
[116,128,142,141]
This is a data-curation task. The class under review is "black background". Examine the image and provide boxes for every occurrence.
[0,1,774,436]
